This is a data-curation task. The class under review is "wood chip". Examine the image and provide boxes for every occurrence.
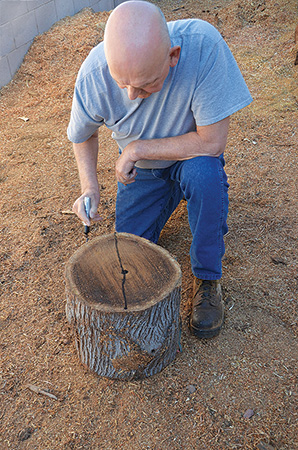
[61,210,75,215]
[271,256,288,265]
[243,408,254,419]
[186,384,196,394]
[257,442,275,450]
[26,384,58,400]
[18,427,34,441]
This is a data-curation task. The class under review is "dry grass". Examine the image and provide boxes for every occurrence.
[0,1,297,449]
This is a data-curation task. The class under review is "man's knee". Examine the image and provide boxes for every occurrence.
[181,156,224,191]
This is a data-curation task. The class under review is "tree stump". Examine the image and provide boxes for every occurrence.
[65,232,182,380]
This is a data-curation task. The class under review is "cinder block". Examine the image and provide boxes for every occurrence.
[34,1,58,34]
[12,11,38,48]
[91,0,114,12]
[54,0,75,21]
[114,0,127,6]
[0,22,15,57]
[0,1,28,26]
[73,0,91,14]
[7,40,32,78]
[26,0,51,10]
[0,55,12,88]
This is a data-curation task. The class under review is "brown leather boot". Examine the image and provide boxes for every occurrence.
[189,278,224,338]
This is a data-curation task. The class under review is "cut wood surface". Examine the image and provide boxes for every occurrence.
[65,232,182,379]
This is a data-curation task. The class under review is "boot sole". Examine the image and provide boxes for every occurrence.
[189,320,223,339]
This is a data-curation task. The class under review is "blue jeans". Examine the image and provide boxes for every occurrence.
[115,156,229,280]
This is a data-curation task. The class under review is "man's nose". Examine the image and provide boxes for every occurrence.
[127,86,139,100]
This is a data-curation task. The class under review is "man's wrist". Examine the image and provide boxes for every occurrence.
[126,139,147,163]
[81,180,99,194]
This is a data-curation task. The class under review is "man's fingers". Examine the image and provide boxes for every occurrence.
[116,168,137,185]
[90,211,102,221]
[119,177,136,185]
[73,194,101,225]
[74,199,90,225]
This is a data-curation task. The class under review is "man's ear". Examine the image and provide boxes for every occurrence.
[169,46,181,67]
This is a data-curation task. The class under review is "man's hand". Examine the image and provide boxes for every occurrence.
[73,191,101,226]
[115,146,138,185]
[72,132,101,225]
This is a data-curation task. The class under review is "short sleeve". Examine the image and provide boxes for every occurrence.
[191,38,253,126]
[67,79,105,144]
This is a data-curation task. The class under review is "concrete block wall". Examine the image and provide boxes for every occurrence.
[0,0,124,88]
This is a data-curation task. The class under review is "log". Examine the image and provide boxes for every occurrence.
[65,232,182,380]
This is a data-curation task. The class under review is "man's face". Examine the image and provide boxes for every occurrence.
[109,53,171,100]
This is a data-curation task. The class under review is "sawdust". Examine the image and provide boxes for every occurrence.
[0,0,297,449]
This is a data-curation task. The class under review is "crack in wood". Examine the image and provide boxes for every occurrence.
[114,232,128,310]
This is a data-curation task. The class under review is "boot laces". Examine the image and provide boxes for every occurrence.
[193,280,219,307]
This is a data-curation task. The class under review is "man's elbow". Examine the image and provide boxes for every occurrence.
[215,148,225,158]
[209,144,226,158]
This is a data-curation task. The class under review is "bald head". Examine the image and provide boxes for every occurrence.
[104,1,180,100]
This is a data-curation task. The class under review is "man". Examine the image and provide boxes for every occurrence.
[67,1,252,338]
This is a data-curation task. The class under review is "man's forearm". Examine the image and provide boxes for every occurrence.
[73,132,99,193]
[129,132,218,162]
[126,117,230,163]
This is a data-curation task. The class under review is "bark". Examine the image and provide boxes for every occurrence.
[65,232,182,380]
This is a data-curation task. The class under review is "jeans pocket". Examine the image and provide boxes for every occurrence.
[152,168,169,180]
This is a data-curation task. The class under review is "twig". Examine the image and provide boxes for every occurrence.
[61,210,75,215]
[26,384,58,400]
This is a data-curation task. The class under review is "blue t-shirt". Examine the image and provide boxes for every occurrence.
[67,19,253,169]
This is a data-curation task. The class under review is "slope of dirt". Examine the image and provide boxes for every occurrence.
[0,1,297,449]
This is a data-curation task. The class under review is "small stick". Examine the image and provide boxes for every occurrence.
[26,384,58,400]
[61,210,75,215]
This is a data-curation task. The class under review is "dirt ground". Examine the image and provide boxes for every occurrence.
[0,0,297,449]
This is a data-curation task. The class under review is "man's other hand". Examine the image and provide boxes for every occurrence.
[115,148,137,185]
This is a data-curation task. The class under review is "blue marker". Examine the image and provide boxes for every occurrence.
[83,197,91,242]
